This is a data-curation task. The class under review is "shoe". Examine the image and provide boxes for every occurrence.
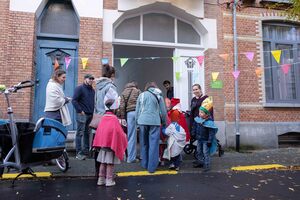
[169,164,175,170]
[97,177,106,186]
[76,154,86,160]
[106,179,116,187]
[127,159,139,163]
[193,163,204,168]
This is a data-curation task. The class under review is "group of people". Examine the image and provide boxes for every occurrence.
[44,65,218,187]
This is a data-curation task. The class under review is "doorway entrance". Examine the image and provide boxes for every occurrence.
[113,45,174,97]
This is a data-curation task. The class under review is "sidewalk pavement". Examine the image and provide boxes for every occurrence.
[16,147,297,178]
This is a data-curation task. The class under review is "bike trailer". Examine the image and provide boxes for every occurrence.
[32,118,67,153]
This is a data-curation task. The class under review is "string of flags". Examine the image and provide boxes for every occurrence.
[57,49,296,89]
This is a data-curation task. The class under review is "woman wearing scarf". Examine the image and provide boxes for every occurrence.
[44,69,72,126]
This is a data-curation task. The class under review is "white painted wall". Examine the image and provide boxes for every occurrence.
[10,0,103,18]
[118,0,204,18]
[200,18,218,49]
[103,9,122,42]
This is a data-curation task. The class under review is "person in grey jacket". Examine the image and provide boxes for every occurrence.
[135,82,167,173]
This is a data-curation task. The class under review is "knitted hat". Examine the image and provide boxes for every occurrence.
[199,97,213,115]
[170,109,180,122]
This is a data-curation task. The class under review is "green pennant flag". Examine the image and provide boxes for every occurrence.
[211,80,223,89]
[120,58,129,67]
[175,72,181,81]
[172,56,180,62]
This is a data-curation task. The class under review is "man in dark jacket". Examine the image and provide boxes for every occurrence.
[163,80,174,100]
[72,74,95,160]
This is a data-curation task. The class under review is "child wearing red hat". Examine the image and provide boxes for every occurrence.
[162,109,186,171]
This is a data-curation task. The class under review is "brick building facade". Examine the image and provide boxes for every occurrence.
[0,0,299,148]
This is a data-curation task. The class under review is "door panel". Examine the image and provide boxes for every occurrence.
[34,40,78,130]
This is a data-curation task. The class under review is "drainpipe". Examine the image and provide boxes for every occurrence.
[233,0,240,152]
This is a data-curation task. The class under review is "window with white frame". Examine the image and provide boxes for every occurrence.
[263,22,300,104]
[114,13,201,45]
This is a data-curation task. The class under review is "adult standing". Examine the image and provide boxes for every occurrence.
[72,74,95,160]
[44,69,72,126]
[135,82,167,173]
[163,80,174,100]
[119,81,141,163]
[94,64,118,176]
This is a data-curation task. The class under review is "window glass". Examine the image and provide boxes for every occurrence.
[263,42,274,100]
[40,1,78,36]
[177,20,200,44]
[115,16,140,40]
[143,13,175,43]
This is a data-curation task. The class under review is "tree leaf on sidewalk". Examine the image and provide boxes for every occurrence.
[288,188,295,192]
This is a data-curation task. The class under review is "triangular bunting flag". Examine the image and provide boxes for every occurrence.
[211,72,219,82]
[172,56,180,62]
[196,56,204,66]
[255,67,263,77]
[281,64,291,74]
[120,58,129,67]
[232,70,240,80]
[81,58,88,69]
[271,50,281,64]
[101,58,109,65]
[54,59,60,70]
[219,54,229,61]
[175,72,181,81]
[244,52,255,62]
[65,57,71,70]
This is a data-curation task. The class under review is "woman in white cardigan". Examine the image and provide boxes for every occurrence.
[44,69,72,126]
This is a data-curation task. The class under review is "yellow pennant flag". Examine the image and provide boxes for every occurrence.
[211,72,219,82]
[271,50,281,64]
[81,58,88,69]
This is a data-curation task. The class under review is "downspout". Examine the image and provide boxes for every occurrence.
[233,0,240,152]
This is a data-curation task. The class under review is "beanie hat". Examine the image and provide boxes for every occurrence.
[170,109,180,122]
[199,97,213,115]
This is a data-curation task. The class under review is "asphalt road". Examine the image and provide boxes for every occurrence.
[1,171,299,200]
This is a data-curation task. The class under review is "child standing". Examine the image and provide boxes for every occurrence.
[191,97,218,172]
[92,98,128,187]
[163,109,186,171]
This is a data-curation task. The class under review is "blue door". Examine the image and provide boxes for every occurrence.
[34,40,78,130]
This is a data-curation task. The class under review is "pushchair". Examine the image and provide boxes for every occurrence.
[0,80,69,185]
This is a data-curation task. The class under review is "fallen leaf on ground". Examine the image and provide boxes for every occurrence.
[289,188,295,192]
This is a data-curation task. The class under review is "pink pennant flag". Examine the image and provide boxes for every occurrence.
[232,70,240,80]
[281,64,291,74]
[244,52,254,62]
[196,56,204,66]
[65,57,71,70]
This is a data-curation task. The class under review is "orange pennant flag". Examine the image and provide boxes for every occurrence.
[255,67,263,77]
[54,59,60,70]
[219,54,229,61]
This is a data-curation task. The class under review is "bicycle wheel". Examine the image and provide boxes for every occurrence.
[183,144,194,155]
[55,150,69,172]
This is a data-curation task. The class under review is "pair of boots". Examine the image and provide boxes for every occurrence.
[97,163,115,187]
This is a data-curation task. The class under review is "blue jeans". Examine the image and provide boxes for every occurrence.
[139,125,160,173]
[126,111,137,162]
[75,113,93,155]
[196,140,210,169]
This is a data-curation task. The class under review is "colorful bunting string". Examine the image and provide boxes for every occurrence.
[65,57,71,70]
[271,50,281,64]
[211,72,219,82]
[120,58,129,67]
[81,58,88,69]
[196,56,204,66]
[232,70,240,80]
[281,64,291,74]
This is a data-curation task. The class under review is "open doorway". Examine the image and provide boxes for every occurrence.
[113,45,174,96]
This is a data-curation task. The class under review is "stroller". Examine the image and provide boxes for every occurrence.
[0,80,69,185]
[182,111,224,158]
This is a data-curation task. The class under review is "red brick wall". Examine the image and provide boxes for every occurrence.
[1,10,36,120]
[220,5,300,122]
[78,17,103,81]
[104,0,117,10]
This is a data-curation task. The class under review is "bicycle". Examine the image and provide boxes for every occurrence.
[0,80,69,185]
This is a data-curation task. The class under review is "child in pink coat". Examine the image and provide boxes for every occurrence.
[93,99,128,187]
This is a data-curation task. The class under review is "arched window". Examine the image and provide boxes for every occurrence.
[38,0,79,39]
[114,13,201,45]
[263,22,300,104]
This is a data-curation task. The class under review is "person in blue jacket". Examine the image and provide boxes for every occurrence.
[72,74,95,160]
[135,82,167,173]
[191,97,218,172]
